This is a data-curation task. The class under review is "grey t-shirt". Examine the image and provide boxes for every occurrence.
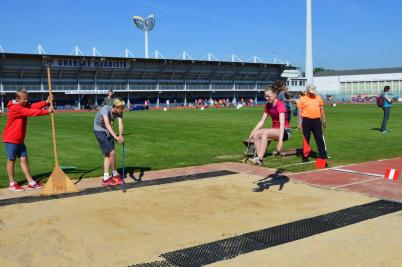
[94,105,122,132]
[102,97,114,107]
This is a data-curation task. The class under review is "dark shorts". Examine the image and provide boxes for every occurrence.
[94,130,115,155]
[283,129,291,142]
[4,142,28,160]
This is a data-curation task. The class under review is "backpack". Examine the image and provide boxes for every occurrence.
[376,94,384,108]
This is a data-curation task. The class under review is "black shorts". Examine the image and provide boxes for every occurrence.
[283,129,291,142]
[94,130,115,155]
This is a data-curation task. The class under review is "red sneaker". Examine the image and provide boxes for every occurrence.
[28,181,43,190]
[9,182,24,192]
[112,174,123,185]
[102,178,117,186]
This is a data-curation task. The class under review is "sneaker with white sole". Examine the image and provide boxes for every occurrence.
[247,157,263,166]
[102,177,117,186]
[111,174,123,185]
[28,181,43,190]
[9,182,24,192]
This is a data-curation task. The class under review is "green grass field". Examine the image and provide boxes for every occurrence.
[0,104,401,187]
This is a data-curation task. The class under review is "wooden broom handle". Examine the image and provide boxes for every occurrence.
[46,66,59,166]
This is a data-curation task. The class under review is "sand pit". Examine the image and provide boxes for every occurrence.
[0,173,399,266]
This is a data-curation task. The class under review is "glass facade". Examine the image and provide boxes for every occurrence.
[340,80,402,95]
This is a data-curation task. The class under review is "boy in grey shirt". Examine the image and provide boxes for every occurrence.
[94,99,125,186]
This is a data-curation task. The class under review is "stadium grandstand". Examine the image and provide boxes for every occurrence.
[0,52,297,111]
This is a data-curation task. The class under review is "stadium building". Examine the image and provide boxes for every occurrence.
[314,67,402,100]
[0,53,296,110]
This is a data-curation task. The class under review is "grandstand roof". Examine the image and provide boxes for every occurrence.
[0,53,292,82]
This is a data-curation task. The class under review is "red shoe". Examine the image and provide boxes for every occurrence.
[28,181,43,190]
[112,174,123,185]
[102,178,117,186]
[9,182,24,192]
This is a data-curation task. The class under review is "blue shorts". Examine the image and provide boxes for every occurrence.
[4,142,28,160]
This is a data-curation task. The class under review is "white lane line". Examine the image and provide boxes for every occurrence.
[331,168,384,178]
[330,177,382,190]
[330,168,384,189]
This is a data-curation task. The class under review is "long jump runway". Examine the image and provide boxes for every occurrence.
[290,157,402,202]
[1,160,402,266]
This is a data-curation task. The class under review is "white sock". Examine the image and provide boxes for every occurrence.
[9,182,16,186]
[103,173,110,180]
[112,170,118,176]
[28,180,36,186]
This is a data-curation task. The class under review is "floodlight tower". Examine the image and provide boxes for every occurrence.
[133,15,155,58]
[305,0,314,85]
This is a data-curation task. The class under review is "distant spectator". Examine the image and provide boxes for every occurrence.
[102,90,114,107]
[274,80,286,101]
[284,92,292,122]
[275,81,292,122]
[380,86,393,133]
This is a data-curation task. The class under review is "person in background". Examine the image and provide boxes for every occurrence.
[284,92,292,123]
[275,80,286,102]
[380,86,393,133]
[275,81,292,123]
[102,90,114,107]
[292,91,305,127]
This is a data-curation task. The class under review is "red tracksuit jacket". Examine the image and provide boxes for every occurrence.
[2,100,49,144]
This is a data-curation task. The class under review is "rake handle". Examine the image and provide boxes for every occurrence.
[121,141,126,192]
[46,66,59,166]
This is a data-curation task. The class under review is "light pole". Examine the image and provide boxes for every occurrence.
[133,15,155,59]
[305,0,314,85]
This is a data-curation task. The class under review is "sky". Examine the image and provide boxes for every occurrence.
[0,0,401,70]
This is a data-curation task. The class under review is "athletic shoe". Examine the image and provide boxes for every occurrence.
[248,157,263,166]
[381,130,388,134]
[112,174,123,185]
[9,183,24,192]
[102,178,117,186]
[28,181,43,190]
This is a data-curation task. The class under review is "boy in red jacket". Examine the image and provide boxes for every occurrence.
[2,88,54,191]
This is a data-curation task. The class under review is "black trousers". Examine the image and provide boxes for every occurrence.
[302,118,327,159]
[381,107,391,131]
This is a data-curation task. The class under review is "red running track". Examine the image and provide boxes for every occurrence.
[290,157,402,202]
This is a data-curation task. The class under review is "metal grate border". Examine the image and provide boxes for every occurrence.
[132,200,402,267]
